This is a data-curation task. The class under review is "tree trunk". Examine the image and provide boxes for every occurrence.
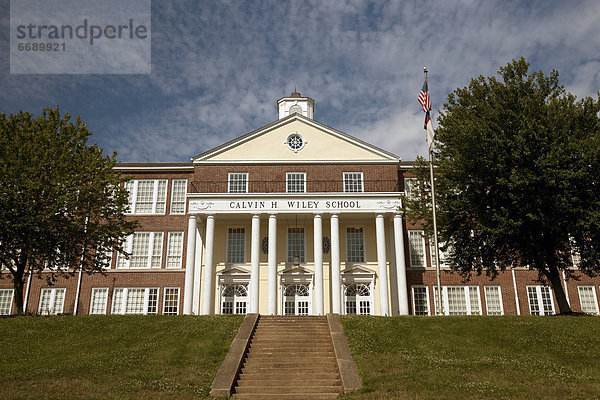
[547,264,572,314]
[13,271,25,315]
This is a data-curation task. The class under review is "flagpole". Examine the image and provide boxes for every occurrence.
[424,67,443,316]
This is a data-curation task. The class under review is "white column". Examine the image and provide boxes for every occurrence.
[330,214,341,314]
[268,214,277,315]
[250,214,261,313]
[184,215,197,315]
[192,225,203,315]
[393,213,409,315]
[375,214,390,316]
[314,214,324,315]
[388,222,399,316]
[201,215,215,315]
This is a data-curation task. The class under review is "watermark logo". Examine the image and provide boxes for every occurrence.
[10,0,151,74]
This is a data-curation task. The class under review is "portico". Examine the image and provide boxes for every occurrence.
[183,193,409,316]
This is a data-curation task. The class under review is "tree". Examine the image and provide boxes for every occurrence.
[0,107,137,314]
[405,58,600,314]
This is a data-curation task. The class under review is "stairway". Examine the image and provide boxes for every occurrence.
[233,315,344,399]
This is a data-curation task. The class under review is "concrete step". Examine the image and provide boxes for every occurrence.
[237,371,341,380]
[243,359,338,367]
[236,378,342,387]
[233,393,340,399]
[241,364,340,373]
[235,385,343,394]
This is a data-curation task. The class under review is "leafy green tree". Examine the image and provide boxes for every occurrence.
[405,58,600,314]
[0,107,136,314]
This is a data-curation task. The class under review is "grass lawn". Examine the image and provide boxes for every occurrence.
[341,315,600,400]
[0,315,243,399]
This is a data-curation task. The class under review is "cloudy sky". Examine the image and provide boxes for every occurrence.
[1,0,599,162]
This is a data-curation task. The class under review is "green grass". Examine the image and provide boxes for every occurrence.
[0,315,243,399]
[3,315,600,399]
[340,315,600,400]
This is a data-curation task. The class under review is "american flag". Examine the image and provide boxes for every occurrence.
[418,78,435,150]
[418,80,431,112]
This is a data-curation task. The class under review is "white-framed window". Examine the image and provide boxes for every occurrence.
[404,177,419,199]
[484,286,504,315]
[228,173,248,193]
[170,179,187,214]
[429,241,450,268]
[124,179,167,214]
[89,288,108,315]
[226,228,245,264]
[111,287,159,315]
[116,232,163,269]
[578,286,599,315]
[408,230,426,267]
[412,286,430,315]
[346,227,365,263]
[434,286,481,316]
[220,284,248,314]
[343,172,363,193]
[344,283,372,315]
[287,227,305,263]
[527,285,554,315]
[286,172,306,193]
[166,232,184,268]
[163,287,180,315]
[0,289,14,315]
[38,288,66,315]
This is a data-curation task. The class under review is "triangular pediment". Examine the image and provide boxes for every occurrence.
[278,265,314,275]
[217,266,251,276]
[193,114,399,164]
[341,265,375,276]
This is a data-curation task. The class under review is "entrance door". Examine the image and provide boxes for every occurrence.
[220,284,248,314]
[283,283,312,315]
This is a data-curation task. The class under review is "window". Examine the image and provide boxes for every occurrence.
[286,172,306,193]
[228,173,248,193]
[434,286,481,315]
[484,286,504,315]
[429,241,450,268]
[166,232,184,268]
[170,179,187,214]
[578,286,599,315]
[344,283,372,315]
[226,228,246,264]
[408,230,426,267]
[125,179,167,214]
[286,133,305,152]
[221,284,248,314]
[89,288,108,315]
[404,177,419,199]
[38,288,66,315]
[116,232,163,269]
[0,289,14,315]
[527,286,554,315]
[163,287,180,315]
[287,228,305,263]
[346,227,365,263]
[412,286,430,315]
[343,172,363,193]
[111,287,159,315]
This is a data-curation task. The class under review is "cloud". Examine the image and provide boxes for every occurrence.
[1,0,599,162]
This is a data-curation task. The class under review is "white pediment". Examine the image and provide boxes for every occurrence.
[278,265,314,276]
[193,114,400,164]
[341,265,375,276]
[217,266,251,276]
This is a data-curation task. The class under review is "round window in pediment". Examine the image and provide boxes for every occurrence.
[286,133,306,152]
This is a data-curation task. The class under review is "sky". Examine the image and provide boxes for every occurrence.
[1,0,599,162]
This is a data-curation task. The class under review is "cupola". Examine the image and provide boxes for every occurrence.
[277,89,315,119]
